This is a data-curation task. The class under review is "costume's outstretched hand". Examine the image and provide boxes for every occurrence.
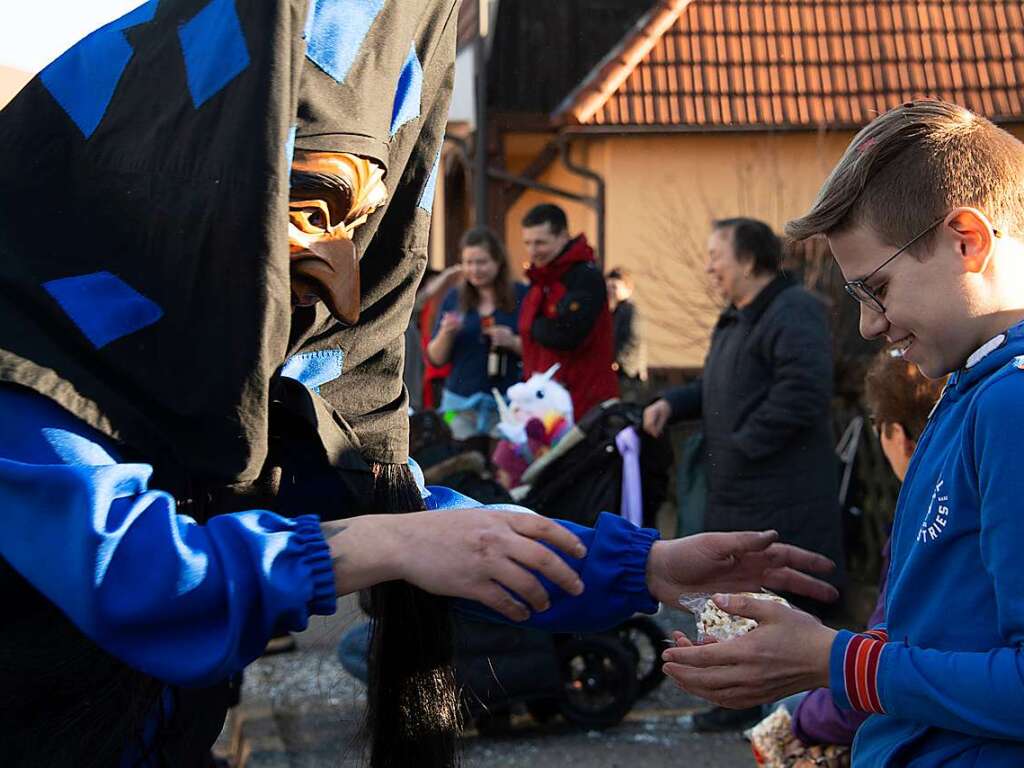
[397,509,586,622]
[326,510,586,622]
[645,530,838,606]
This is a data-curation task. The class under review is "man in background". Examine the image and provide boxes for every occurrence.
[519,203,618,419]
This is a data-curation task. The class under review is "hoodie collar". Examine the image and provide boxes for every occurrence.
[949,319,1024,393]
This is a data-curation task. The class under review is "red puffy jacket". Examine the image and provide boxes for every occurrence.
[519,235,619,420]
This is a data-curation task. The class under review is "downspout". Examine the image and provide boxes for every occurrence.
[473,0,490,227]
[558,135,606,269]
[445,133,607,268]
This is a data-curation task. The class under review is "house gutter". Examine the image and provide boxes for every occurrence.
[477,136,606,268]
[446,133,607,268]
[556,135,606,269]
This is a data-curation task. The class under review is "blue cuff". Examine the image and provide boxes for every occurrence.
[830,629,857,710]
[293,515,337,617]
[523,512,659,632]
[594,511,660,615]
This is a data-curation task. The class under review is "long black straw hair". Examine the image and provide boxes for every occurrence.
[363,462,461,768]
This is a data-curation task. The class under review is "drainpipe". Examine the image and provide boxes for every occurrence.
[558,136,606,268]
[447,133,607,267]
[473,0,490,227]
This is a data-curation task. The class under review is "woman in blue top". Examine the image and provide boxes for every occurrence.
[428,228,528,442]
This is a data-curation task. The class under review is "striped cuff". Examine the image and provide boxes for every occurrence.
[829,629,888,714]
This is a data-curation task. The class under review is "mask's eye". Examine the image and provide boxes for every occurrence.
[289,204,330,234]
[306,209,327,229]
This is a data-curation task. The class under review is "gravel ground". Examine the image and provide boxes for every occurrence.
[228,597,755,767]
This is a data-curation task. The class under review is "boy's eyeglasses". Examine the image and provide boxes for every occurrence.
[843,217,944,315]
[844,215,1004,315]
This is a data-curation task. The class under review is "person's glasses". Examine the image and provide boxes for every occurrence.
[843,217,944,315]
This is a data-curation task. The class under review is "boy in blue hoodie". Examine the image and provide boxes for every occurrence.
[662,99,1024,767]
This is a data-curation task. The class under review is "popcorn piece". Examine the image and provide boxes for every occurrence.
[682,592,790,642]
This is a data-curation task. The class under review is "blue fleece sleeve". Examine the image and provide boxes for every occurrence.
[424,486,660,632]
[0,385,337,687]
[830,375,1024,739]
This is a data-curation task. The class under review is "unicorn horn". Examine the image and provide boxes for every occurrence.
[542,363,561,383]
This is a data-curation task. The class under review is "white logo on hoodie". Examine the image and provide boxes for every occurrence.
[918,479,950,544]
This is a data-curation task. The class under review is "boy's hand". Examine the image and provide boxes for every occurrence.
[662,594,835,708]
[645,530,839,606]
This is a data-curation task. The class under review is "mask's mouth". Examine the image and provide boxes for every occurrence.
[290,238,360,326]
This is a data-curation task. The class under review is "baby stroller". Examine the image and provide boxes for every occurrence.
[518,399,673,529]
[408,404,673,733]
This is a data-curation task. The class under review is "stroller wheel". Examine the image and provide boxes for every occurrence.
[557,635,638,729]
[474,706,513,737]
[613,616,670,699]
[525,698,560,724]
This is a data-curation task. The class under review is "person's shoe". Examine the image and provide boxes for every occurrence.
[692,705,762,732]
[263,633,297,656]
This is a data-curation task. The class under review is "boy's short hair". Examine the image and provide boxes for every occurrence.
[786,100,1024,249]
[864,349,946,441]
[606,267,633,288]
[713,217,782,275]
[522,203,568,234]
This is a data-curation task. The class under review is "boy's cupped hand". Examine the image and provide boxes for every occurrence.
[645,530,839,607]
[662,593,836,708]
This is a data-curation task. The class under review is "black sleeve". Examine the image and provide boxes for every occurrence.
[530,264,606,350]
[613,302,633,355]
[731,293,833,461]
[663,379,702,421]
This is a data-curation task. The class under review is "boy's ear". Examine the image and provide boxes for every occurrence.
[946,208,996,274]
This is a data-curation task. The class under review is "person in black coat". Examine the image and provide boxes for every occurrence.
[644,218,846,731]
[606,267,648,402]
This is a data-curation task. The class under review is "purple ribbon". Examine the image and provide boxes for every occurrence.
[615,426,643,527]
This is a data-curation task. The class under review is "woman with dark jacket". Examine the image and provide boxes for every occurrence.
[644,218,846,732]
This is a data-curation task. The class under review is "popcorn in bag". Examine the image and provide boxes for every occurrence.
[678,592,791,642]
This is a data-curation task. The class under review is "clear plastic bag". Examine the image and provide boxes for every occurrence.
[748,706,792,767]
[748,705,852,767]
[677,592,790,643]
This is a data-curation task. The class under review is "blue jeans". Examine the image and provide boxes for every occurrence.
[337,622,371,684]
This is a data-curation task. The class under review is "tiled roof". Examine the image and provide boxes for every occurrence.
[555,0,1024,129]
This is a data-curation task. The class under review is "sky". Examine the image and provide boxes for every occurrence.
[1,1,147,72]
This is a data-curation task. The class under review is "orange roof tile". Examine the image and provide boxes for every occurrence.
[555,0,1024,129]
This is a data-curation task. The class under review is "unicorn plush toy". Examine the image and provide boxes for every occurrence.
[491,364,574,488]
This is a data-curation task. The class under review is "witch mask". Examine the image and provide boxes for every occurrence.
[288,150,388,325]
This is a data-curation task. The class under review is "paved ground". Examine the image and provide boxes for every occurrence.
[224,596,756,767]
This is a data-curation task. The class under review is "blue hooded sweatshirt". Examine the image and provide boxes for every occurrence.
[829,322,1024,766]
